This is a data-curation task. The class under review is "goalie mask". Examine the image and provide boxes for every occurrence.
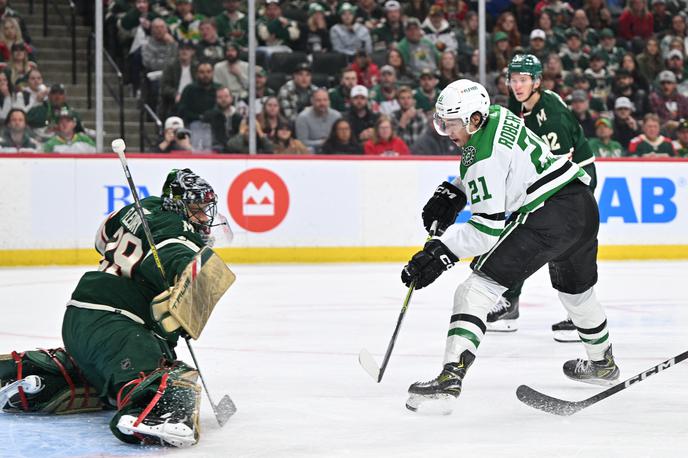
[162,168,217,236]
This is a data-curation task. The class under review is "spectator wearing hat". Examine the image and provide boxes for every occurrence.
[589,117,624,157]
[488,31,514,73]
[559,29,589,71]
[507,0,536,38]
[196,19,225,65]
[226,118,274,154]
[363,115,410,156]
[618,0,654,44]
[241,66,274,115]
[672,118,688,156]
[159,40,197,122]
[569,89,598,138]
[214,0,248,48]
[156,116,192,153]
[421,4,458,54]
[607,68,650,118]
[213,41,248,100]
[593,28,625,72]
[27,83,83,135]
[636,37,664,85]
[4,41,33,88]
[664,49,687,96]
[649,70,688,132]
[413,68,440,112]
[660,14,688,61]
[345,84,380,142]
[372,1,404,51]
[330,3,373,57]
[273,121,309,154]
[278,63,318,121]
[355,0,385,29]
[628,113,677,156]
[0,108,39,152]
[651,0,672,35]
[351,49,380,88]
[329,67,359,113]
[13,68,47,113]
[257,0,301,56]
[525,29,549,63]
[564,71,607,112]
[201,87,243,153]
[397,17,439,78]
[165,0,203,44]
[584,50,612,100]
[391,86,427,148]
[176,62,221,126]
[320,118,363,154]
[613,97,641,151]
[295,88,342,153]
[369,65,400,115]
[42,108,95,154]
[386,48,414,87]
[301,3,331,54]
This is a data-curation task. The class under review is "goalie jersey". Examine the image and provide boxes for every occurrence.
[69,197,205,331]
[439,105,589,260]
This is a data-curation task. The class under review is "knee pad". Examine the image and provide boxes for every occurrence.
[0,348,103,414]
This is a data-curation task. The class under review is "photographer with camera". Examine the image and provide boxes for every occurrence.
[157,116,192,153]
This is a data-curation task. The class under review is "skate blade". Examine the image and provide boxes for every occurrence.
[486,320,518,332]
[405,393,455,415]
[553,330,580,343]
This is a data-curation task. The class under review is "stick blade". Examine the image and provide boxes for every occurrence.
[516,385,583,416]
[213,395,237,427]
[358,348,381,382]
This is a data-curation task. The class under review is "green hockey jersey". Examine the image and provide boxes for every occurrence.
[438,105,588,260]
[508,90,594,167]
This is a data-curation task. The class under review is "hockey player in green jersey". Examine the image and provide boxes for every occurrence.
[485,53,598,341]
[402,79,619,414]
[0,169,221,447]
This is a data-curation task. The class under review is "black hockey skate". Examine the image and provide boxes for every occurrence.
[406,351,475,415]
[486,296,519,332]
[552,318,581,343]
[563,345,620,386]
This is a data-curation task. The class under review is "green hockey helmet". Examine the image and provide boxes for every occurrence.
[507,54,543,81]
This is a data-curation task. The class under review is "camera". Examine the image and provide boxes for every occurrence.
[176,128,191,140]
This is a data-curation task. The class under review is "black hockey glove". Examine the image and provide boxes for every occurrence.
[422,181,467,236]
[401,239,459,290]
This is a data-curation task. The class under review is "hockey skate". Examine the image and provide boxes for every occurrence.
[486,296,519,332]
[563,345,620,386]
[552,318,581,343]
[117,411,197,447]
[406,351,475,415]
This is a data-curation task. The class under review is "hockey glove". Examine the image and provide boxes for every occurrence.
[422,181,467,235]
[150,288,183,340]
[401,239,459,290]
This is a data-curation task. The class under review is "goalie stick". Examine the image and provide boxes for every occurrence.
[517,349,688,416]
[111,139,236,426]
[358,221,438,383]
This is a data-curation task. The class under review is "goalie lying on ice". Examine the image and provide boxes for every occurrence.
[0,169,234,447]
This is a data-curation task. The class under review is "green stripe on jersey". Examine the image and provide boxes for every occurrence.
[518,168,585,213]
[447,327,481,348]
[468,220,503,237]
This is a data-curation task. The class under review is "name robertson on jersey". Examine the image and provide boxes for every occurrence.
[497,111,522,149]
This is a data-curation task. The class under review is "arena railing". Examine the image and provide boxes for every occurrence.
[139,103,163,152]
[43,0,77,85]
[87,33,126,140]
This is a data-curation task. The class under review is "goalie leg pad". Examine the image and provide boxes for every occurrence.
[0,348,103,414]
[110,363,201,447]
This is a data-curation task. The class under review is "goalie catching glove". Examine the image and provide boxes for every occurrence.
[401,239,459,289]
[422,181,467,235]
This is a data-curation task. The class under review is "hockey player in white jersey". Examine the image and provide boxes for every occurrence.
[401,79,620,414]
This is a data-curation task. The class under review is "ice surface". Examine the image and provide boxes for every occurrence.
[1,261,687,457]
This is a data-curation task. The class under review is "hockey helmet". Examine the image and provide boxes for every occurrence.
[507,54,543,81]
[161,168,217,234]
[434,79,490,136]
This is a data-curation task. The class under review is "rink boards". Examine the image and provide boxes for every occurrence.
[0,154,686,265]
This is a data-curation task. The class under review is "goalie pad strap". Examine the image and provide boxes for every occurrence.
[134,373,169,428]
[38,348,76,411]
[11,351,29,412]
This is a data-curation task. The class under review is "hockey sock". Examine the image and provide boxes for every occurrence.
[558,288,610,361]
[444,272,507,364]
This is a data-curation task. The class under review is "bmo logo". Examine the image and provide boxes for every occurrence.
[228,168,289,232]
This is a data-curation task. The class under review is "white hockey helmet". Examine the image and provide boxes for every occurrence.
[434,79,490,136]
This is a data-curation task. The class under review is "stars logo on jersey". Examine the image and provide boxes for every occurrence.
[461,146,476,167]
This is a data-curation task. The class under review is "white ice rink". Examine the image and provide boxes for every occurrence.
[1,261,687,458]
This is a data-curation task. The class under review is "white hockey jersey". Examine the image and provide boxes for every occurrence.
[439,105,589,260]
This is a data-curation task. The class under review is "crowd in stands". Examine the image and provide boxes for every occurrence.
[2,0,688,156]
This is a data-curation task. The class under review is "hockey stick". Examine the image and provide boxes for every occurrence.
[517,349,688,416]
[358,221,438,383]
[112,139,236,426]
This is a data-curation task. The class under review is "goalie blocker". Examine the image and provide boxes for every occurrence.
[151,247,236,340]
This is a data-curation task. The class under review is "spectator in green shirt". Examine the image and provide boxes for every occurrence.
[589,117,624,157]
[628,113,677,157]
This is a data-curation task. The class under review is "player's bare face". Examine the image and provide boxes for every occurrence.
[509,74,535,102]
